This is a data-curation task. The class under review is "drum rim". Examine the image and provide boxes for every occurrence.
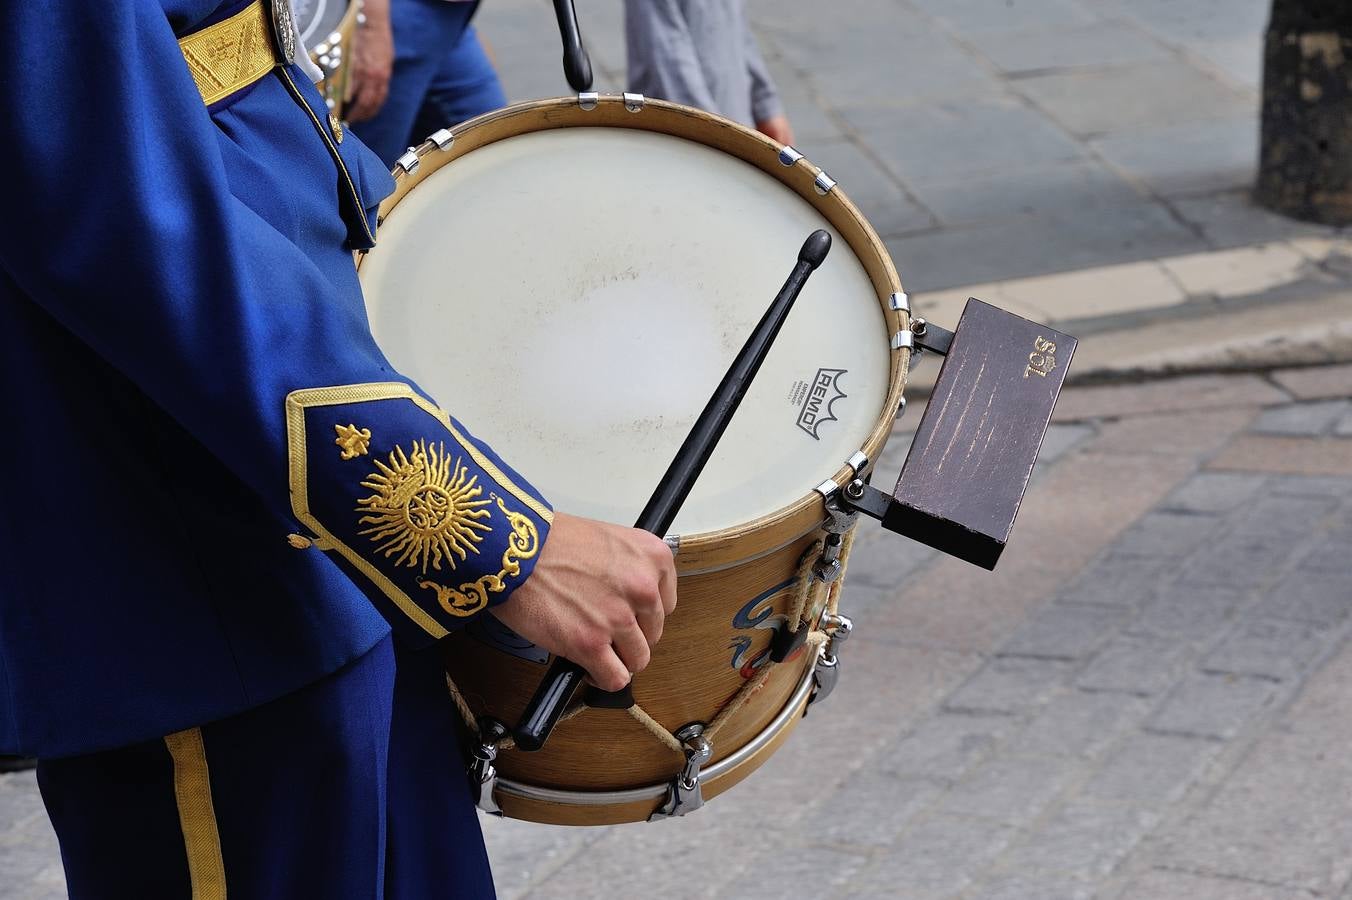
[359,95,912,569]
[492,649,818,809]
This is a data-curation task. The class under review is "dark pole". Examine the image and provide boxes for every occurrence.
[512,231,834,753]
[1256,0,1352,224]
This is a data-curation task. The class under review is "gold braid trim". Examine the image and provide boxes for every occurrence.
[417,495,540,617]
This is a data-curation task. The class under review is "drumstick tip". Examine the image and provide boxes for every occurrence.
[799,230,832,270]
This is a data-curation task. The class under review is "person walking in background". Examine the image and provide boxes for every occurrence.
[347,0,508,166]
[625,0,795,145]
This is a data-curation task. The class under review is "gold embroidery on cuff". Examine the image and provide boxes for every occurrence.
[356,440,492,574]
[334,423,372,460]
[416,495,540,617]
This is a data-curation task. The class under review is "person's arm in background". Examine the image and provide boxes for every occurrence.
[624,0,720,111]
[741,6,794,144]
[347,0,394,122]
[0,1,671,692]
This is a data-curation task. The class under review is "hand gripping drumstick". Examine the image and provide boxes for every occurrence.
[513,230,834,753]
[552,0,594,92]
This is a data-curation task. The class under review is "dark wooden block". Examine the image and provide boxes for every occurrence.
[884,298,1076,569]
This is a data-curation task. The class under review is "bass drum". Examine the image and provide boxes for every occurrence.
[294,0,359,112]
[358,96,911,825]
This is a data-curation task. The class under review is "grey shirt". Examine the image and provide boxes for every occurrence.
[624,0,784,127]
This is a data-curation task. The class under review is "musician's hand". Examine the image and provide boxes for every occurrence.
[346,0,394,124]
[756,115,795,146]
[492,512,677,692]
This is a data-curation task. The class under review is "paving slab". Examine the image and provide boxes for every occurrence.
[1208,435,1352,477]
[1271,363,1352,401]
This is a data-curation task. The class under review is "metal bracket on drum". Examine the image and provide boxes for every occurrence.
[468,718,508,816]
[649,724,713,821]
[807,613,853,711]
[834,298,1077,570]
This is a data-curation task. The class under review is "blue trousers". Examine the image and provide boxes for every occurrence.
[352,0,509,167]
[37,637,495,899]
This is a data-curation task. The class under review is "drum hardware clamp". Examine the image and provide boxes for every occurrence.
[649,724,713,821]
[469,717,508,816]
[395,148,421,175]
[578,92,600,111]
[807,613,853,711]
[623,92,646,113]
[779,146,806,167]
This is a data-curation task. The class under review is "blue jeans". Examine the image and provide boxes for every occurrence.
[352,0,508,167]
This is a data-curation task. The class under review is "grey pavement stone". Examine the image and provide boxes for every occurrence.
[944,658,1075,716]
[1154,639,1352,895]
[1080,732,1218,805]
[996,800,1159,878]
[965,21,1170,74]
[1226,493,1340,538]
[885,201,1208,291]
[1101,0,1272,46]
[1005,689,1151,760]
[883,713,1012,783]
[1254,567,1352,626]
[1202,618,1331,682]
[807,35,1003,110]
[1160,472,1267,515]
[1337,412,1352,437]
[1119,869,1311,900]
[1112,511,1222,559]
[1267,474,1352,498]
[706,843,868,900]
[1271,363,1352,402]
[999,603,1130,660]
[904,159,1145,228]
[1090,116,1257,197]
[1177,530,1299,591]
[1252,399,1352,436]
[1057,552,1174,609]
[1014,60,1251,137]
[1146,672,1280,740]
[941,754,1081,825]
[1077,634,1190,696]
[908,0,1096,36]
[1173,190,1336,248]
[839,99,1088,186]
[846,814,1017,899]
[481,817,598,899]
[815,771,943,851]
[1297,529,1352,576]
[970,873,1096,900]
[1128,583,1247,643]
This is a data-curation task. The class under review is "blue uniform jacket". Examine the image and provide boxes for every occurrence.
[0,0,552,758]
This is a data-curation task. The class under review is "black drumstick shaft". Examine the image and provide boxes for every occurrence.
[513,231,833,753]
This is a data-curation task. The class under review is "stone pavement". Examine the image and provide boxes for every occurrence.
[6,365,1352,898]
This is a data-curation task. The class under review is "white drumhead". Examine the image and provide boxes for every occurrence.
[361,127,891,535]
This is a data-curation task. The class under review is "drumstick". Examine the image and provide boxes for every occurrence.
[513,230,834,753]
[552,0,594,92]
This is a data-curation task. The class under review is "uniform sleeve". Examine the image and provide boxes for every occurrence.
[0,2,551,640]
[624,0,720,112]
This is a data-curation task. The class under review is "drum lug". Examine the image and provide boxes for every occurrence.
[623,92,646,113]
[648,724,712,821]
[468,717,507,816]
[578,91,600,111]
[812,484,861,582]
[395,148,420,175]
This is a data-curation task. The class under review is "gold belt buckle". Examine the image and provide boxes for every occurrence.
[269,0,298,65]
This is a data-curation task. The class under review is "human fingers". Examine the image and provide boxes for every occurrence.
[579,643,631,694]
[611,620,651,677]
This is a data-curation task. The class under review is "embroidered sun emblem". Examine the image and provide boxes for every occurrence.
[356,440,493,573]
